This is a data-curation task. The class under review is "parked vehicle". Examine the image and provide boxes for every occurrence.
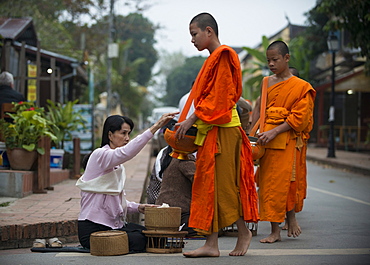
[148,106,178,125]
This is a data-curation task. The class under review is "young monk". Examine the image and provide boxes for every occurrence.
[175,12,259,257]
[253,41,316,243]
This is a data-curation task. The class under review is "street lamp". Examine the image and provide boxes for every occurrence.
[327,32,339,158]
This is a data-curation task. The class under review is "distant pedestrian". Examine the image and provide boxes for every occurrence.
[0,71,25,110]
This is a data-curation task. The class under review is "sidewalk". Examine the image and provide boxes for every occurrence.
[0,143,153,250]
[306,146,370,176]
[0,143,369,250]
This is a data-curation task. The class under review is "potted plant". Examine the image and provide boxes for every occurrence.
[45,99,87,168]
[0,101,57,170]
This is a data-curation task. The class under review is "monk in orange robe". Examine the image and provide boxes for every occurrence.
[253,40,316,243]
[175,12,259,258]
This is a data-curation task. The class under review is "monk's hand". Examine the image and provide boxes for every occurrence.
[175,119,192,139]
[257,130,277,145]
[138,204,160,214]
[150,111,179,135]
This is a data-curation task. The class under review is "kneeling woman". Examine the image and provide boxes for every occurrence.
[77,113,177,253]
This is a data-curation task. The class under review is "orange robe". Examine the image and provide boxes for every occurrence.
[189,45,259,233]
[258,76,316,222]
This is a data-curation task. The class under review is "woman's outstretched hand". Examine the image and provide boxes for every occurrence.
[138,204,160,214]
[149,111,179,135]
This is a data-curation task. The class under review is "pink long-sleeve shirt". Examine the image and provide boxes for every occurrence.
[78,129,153,229]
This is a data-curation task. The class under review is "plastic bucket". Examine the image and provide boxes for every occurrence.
[50,149,65,169]
[0,142,9,169]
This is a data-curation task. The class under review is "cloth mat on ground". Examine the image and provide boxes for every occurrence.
[31,246,90,253]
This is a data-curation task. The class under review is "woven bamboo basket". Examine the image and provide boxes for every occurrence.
[143,230,188,253]
[90,230,129,256]
[145,207,181,232]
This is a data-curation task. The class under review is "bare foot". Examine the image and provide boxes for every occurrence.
[183,232,220,258]
[229,228,252,256]
[286,210,301,238]
[287,219,301,238]
[282,220,288,230]
[259,233,281,243]
[183,246,220,258]
[260,222,281,243]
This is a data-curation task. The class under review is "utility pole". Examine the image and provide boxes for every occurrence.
[106,0,115,117]
[326,32,339,158]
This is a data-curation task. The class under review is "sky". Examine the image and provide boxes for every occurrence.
[126,0,318,57]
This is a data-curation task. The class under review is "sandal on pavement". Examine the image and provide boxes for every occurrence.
[32,239,46,248]
[47,237,63,248]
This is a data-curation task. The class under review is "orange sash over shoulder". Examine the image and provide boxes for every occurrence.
[188,45,259,232]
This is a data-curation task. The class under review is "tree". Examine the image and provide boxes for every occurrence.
[114,13,158,86]
[157,50,187,78]
[288,36,311,81]
[149,50,186,104]
[0,0,94,21]
[0,0,161,121]
[242,36,271,101]
[0,0,95,57]
[316,0,370,73]
[164,56,205,106]
[113,39,148,117]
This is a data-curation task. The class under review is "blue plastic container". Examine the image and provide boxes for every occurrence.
[50,149,64,169]
[0,142,10,169]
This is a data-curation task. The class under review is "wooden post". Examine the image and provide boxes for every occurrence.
[73,138,81,179]
[317,90,325,145]
[33,136,51,193]
[50,57,56,101]
[19,41,26,95]
[36,41,41,106]
[3,40,11,71]
[56,66,61,103]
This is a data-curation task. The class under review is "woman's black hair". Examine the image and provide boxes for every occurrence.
[82,115,134,170]
[81,153,91,170]
[100,115,134,147]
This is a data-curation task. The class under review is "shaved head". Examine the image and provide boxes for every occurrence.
[190,12,218,37]
[267,40,289,56]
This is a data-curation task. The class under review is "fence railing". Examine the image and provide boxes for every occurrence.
[318,125,369,149]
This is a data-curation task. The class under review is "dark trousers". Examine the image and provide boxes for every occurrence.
[78,220,147,253]
[181,212,197,237]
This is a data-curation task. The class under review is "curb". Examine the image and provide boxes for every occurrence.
[0,220,78,249]
[306,156,370,176]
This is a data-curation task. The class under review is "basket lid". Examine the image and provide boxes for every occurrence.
[91,230,126,237]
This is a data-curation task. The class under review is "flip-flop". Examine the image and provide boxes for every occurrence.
[32,239,46,248]
[47,237,63,248]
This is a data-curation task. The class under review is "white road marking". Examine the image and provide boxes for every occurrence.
[308,186,370,206]
[55,248,370,257]
[56,253,91,257]
[243,248,370,256]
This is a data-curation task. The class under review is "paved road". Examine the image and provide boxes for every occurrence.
[0,161,369,264]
